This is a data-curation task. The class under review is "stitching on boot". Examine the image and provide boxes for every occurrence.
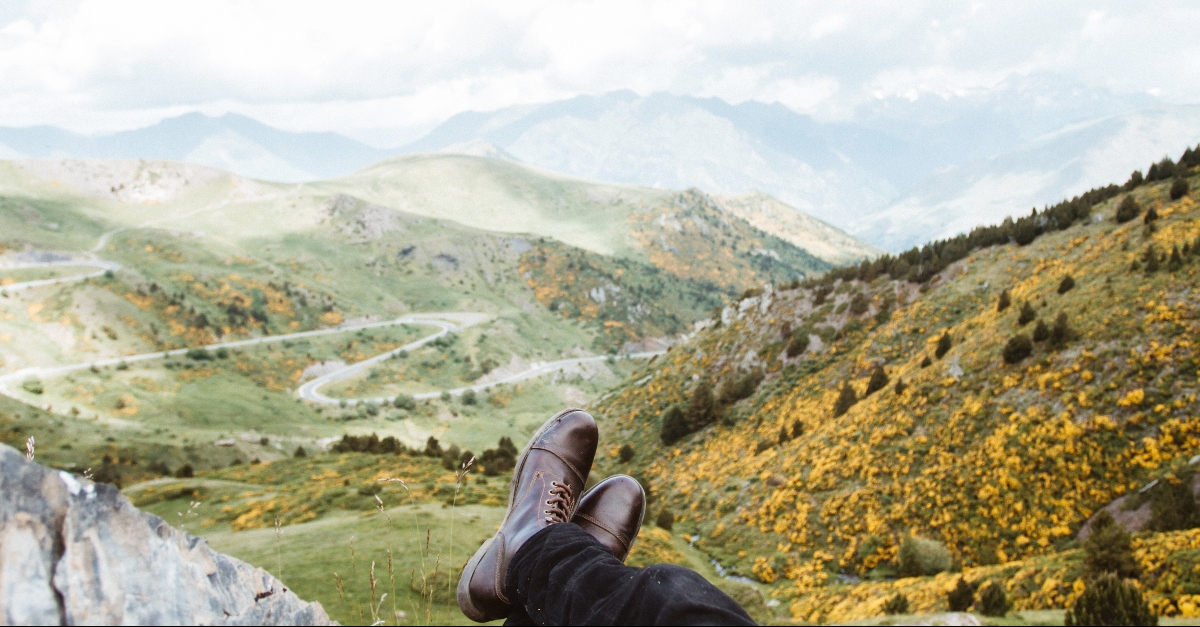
[575,512,630,546]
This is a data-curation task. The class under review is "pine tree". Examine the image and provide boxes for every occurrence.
[686,381,716,430]
[832,381,857,417]
[919,355,932,368]
[1083,511,1141,579]
[791,419,804,439]
[1064,573,1156,626]
[1125,170,1144,189]
[947,578,976,612]
[1168,246,1184,272]
[997,289,1011,312]
[1058,275,1076,294]
[935,332,952,359]
[1017,301,1037,326]
[865,366,889,395]
[1032,319,1050,342]
[1116,195,1141,223]
[894,378,908,395]
[1144,245,1161,273]
[1144,207,1159,224]
[976,581,1009,617]
[1048,311,1072,350]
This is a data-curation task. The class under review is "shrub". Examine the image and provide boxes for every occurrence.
[848,292,870,316]
[479,437,518,476]
[686,382,716,430]
[1171,177,1190,201]
[894,378,907,395]
[1084,511,1141,579]
[656,509,674,531]
[1058,275,1076,294]
[790,419,804,439]
[934,332,952,359]
[461,389,477,405]
[919,355,932,368]
[1116,196,1141,223]
[786,332,810,358]
[215,347,229,359]
[1148,473,1200,531]
[1032,318,1050,342]
[1017,302,1037,326]
[832,381,857,417]
[976,581,1009,617]
[865,366,889,396]
[294,446,307,458]
[424,436,443,457]
[718,370,763,405]
[778,426,790,445]
[442,444,462,470]
[948,577,975,612]
[185,348,211,360]
[1048,311,1071,350]
[997,289,1011,312]
[882,593,909,615]
[1064,573,1156,626]
[393,394,417,410]
[618,444,635,463]
[1126,170,1144,189]
[660,405,689,445]
[174,464,195,478]
[897,536,952,577]
[147,460,171,476]
[21,379,43,395]
[1003,334,1033,364]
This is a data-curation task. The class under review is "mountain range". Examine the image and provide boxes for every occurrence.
[4,80,1199,251]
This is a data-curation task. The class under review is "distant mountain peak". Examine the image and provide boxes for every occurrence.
[436,139,520,162]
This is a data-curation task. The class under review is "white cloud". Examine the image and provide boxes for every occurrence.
[0,1,1198,142]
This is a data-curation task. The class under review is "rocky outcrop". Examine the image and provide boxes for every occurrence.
[0,443,333,625]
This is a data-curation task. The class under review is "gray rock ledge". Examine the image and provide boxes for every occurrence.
[0,443,334,625]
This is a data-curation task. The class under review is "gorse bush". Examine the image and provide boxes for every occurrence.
[618,444,635,463]
[393,394,417,410]
[718,370,763,406]
[1064,573,1157,626]
[897,536,952,577]
[786,330,810,358]
[656,509,674,531]
[1084,511,1141,580]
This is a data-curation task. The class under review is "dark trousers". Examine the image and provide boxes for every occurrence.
[504,523,756,626]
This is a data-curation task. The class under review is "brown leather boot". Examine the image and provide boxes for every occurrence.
[457,408,598,622]
[572,474,646,562]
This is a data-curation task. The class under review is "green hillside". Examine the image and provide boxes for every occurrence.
[590,150,1200,622]
[0,155,865,624]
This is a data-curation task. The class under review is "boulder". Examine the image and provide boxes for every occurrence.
[0,443,333,625]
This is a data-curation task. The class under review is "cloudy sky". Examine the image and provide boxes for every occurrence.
[2,0,1198,146]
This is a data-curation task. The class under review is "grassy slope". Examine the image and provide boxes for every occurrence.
[592,171,1200,621]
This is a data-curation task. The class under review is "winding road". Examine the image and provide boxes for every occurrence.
[0,262,663,408]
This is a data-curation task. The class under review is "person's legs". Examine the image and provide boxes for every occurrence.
[505,523,755,626]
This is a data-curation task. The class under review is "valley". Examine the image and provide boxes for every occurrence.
[0,154,854,624]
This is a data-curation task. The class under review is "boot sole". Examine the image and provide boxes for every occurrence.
[456,408,587,622]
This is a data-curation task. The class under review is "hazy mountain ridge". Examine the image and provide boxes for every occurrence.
[0,113,391,182]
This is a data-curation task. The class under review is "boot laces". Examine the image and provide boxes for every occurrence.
[543,481,576,524]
